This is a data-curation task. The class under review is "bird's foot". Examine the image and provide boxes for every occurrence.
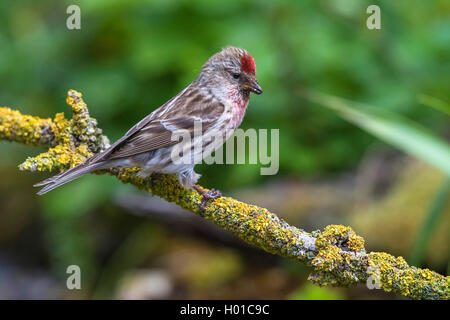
[193,185,222,211]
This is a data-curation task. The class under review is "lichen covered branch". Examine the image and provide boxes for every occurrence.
[0,90,448,300]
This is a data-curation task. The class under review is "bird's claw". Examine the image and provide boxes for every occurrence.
[193,186,222,211]
[200,188,222,210]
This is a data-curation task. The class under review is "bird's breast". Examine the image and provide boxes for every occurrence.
[227,91,250,129]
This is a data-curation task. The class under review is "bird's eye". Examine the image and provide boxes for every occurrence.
[232,73,240,79]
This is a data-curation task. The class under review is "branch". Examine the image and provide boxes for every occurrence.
[1,90,448,300]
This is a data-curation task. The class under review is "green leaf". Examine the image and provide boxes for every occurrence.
[418,94,450,116]
[302,90,450,176]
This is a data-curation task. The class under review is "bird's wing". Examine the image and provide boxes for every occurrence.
[92,85,226,161]
[108,118,198,159]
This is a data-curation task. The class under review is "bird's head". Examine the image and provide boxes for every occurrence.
[198,47,262,102]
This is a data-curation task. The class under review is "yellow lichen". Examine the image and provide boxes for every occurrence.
[0,107,54,145]
[368,252,449,299]
[309,225,368,287]
[16,90,108,172]
[66,89,82,106]
[1,90,449,300]
[315,225,365,252]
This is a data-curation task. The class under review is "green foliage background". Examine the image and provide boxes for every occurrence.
[0,0,448,299]
[1,0,448,188]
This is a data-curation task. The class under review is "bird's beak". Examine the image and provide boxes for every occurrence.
[243,80,263,95]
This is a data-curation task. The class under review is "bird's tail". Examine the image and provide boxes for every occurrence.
[34,161,107,195]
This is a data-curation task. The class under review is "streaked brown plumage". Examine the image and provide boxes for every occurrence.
[35,46,262,199]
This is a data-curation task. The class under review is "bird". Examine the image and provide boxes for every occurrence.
[34,46,262,207]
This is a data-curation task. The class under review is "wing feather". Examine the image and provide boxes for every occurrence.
[89,84,226,162]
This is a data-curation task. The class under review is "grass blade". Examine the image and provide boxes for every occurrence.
[418,94,450,116]
[302,89,450,176]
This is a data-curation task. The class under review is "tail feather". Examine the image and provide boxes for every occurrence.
[33,167,76,187]
[35,162,107,195]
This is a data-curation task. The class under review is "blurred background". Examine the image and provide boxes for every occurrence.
[0,0,449,299]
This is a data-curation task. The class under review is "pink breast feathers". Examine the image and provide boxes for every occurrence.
[229,90,249,129]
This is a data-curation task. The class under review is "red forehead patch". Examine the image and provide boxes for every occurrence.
[240,54,256,74]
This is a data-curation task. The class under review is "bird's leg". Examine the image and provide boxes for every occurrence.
[193,185,222,210]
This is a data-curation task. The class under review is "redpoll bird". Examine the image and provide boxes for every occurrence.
[35,46,262,206]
